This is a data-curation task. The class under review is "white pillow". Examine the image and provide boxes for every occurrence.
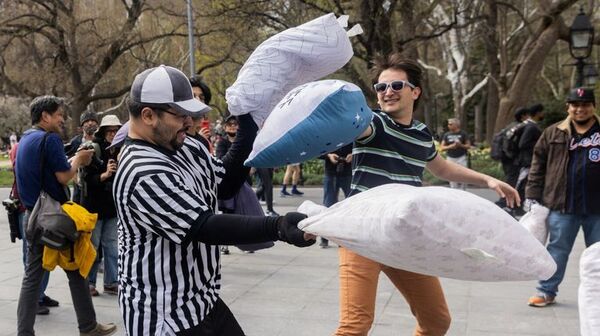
[298,184,557,281]
[579,242,600,336]
[226,13,356,127]
[519,203,549,245]
[244,79,372,168]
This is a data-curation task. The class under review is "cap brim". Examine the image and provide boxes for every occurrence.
[567,99,594,103]
[170,98,211,117]
[107,121,129,150]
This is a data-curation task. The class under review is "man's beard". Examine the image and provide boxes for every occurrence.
[573,117,593,125]
[226,132,236,138]
[153,126,186,151]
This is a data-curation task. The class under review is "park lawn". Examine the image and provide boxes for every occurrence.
[0,170,13,187]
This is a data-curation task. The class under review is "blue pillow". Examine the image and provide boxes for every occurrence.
[245,80,372,168]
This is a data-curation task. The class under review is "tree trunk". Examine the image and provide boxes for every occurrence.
[474,104,483,143]
[484,0,501,142]
[69,98,89,135]
[495,19,563,132]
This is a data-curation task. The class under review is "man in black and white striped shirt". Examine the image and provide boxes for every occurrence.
[114,65,315,336]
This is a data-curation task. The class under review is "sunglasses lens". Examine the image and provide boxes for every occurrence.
[374,83,388,92]
[391,81,405,91]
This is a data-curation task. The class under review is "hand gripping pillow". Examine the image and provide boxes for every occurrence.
[518,203,549,245]
[244,80,372,168]
[579,242,600,336]
[226,13,360,127]
[298,184,557,281]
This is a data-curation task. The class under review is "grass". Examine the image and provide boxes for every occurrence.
[0,170,14,187]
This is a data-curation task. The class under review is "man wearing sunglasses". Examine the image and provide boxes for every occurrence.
[113,65,315,336]
[334,55,520,336]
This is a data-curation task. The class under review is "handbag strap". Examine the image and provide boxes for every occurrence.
[38,131,51,192]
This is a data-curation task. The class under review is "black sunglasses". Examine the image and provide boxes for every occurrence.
[153,108,188,121]
[373,80,416,93]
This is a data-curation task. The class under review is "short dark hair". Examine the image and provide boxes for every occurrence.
[189,76,212,105]
[370,54,423,109]
[30,95,65,125]
[528,103,544,117]
[514,107,529,122]
[127,97,169,119]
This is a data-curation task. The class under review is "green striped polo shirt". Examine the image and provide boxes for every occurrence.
[350,111,437,196]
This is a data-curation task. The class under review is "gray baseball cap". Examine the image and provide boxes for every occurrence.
[130,65,211,116]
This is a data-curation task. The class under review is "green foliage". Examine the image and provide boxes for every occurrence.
[301,159,325,175]
[0,170,14,187]
[423,148,504,186]
[271,159,325,185]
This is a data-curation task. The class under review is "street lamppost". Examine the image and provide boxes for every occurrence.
[568,7,594,87]
[186,0,196,77]
[584,63,599,87]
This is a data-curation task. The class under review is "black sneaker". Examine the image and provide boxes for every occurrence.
[40,295,59,307]
[36,305,50,315]
[280,190,291,197]
[291,189,304,196]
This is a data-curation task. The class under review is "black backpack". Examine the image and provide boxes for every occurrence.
[490,122,526,161]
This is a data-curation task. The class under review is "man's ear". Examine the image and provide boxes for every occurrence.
[140,107,156,126]
[40,111,50,123]
[412,87,422,101]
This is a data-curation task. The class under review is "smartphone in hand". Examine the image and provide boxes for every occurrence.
[201,119,210,131]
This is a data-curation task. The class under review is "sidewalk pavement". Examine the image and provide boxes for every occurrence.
[0,186,585,335]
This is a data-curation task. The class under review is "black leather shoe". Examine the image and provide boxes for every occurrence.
[36,305,50,315]
[40,295,59,307]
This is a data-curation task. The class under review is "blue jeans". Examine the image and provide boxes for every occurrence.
[17,212,49,303]
[323,174,351,207]
[537,211,600,297]
[88,217,119,287]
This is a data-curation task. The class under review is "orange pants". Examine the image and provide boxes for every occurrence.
[334,247,451,336]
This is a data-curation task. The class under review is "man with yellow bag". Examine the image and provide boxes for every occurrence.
[15,95,117,336]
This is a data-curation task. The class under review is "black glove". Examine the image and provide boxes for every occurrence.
[276,212,315,247]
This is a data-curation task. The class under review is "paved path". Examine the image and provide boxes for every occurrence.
[0,187,585,335]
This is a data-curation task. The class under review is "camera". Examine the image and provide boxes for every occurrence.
[79,141,95,151]
[79,141,103,167]
[336,158,346,174]
[2,198,20,213]
[3,198,22,242]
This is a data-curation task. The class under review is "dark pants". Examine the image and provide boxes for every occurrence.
[17,212,49,302]
[501,160,520,187]
[17,213,97,336]
[255,168,274,211]
[321,173,351,245]
[496,160,520,208]
[176,298,244,336]
[323,173,351,207]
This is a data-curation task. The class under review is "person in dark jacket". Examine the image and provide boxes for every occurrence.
[318,143,353,248]
[514,103,544,213]
[525,88,600,307]
[187,76,213,150]
[495,107,528,210]
[65,112,99,203]
[82,114,122,296]
[215,115,239,254]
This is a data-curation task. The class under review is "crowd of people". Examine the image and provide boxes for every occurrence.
[3,52,598,336]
